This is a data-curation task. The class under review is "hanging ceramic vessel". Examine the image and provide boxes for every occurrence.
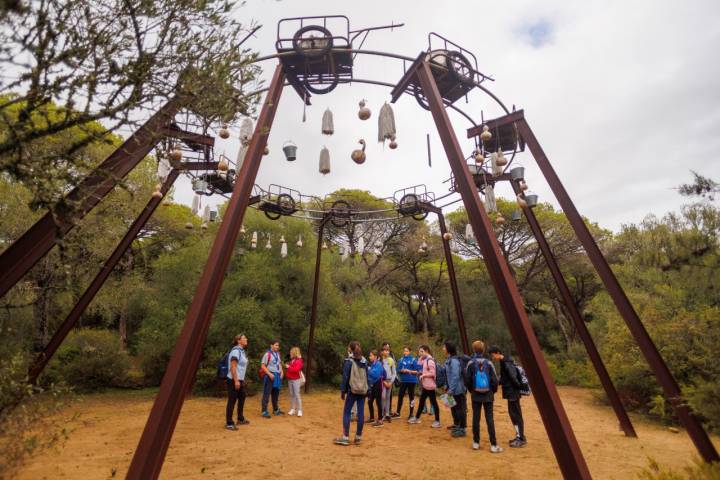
[169,145,182,162]
[517,194,528,208]
[157,157,172,182]
[280,242,288,258]
[378,102,396,143]
[219,124,230,139]
[201,223,208,230]
[251,231,258,249]
[511,210,522,222]
[474,149,484,164]
[443,232,453,241]
[283,141,297,161]
[351,139,367,164]
[152,186,163,199]
[319,146,331,175]
[496,149,507,167]
[496,214,506,226]
[510,166,525,181]
[484,185,497,213]
[389,135,398,150]
[358,99,371,120]
[218,157,229,171]
[480,125,492,142]
[240,118,254,146]
[263,145,269,156]
[525,193,539,207]
[202,205,211,223]
[265,237,272,250]
[322,108,334,135]
[322,240,328,250]
[185,222,194,229]
[338,245,345,256]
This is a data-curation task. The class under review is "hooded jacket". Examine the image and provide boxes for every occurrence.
[340,356,369,395]
[498,355,523,401]
[419,355,437,390]
[444,356,467,396]
[398,355,420,383]
[465,353,498,403]
[368,359,385,386]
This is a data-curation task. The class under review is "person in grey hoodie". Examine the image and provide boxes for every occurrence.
[381,346,397,422]
[443,341,467,437]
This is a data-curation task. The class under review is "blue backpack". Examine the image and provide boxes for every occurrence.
[217,347,239,380]
[473,359,490,393]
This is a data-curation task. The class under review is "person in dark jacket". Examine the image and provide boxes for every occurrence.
[443,342,467,438]
[366,350,385,427]
[335,341,369,446]
[489,345,527,447]
[465,340,503,453]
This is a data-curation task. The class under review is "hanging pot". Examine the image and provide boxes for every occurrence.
[351,139,367,164]
[219,124,230,139]
[240,117,254,146]
[525,193,539,208]
[358,99,371,120]
[263,145,269,156]
[319,146,331,174]
[474,150,484,164]
[265,237,272,250]
[510,166,525,181]
[192,178,208,194]
[496,149,507,166]
[280,242,288,258]
[512,210,522,221]
[185,222,194,230]
[480,125,492,142]
[322,241,328,250]
[443,232,453,241]
[465,223,475,243]
[218,157,229,171]
[152,187,163,199]
[170,146,183,162]
[282,141,298,161]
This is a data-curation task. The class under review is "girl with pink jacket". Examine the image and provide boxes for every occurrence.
[408,345,441,428]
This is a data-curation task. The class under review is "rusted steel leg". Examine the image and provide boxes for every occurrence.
[516,117,719,463]
[416,62,591,480]
[0,98,183,299]
[511,181,637,437]
[125,65,285,480]
[305,215,329,393]
[27,170,181,384]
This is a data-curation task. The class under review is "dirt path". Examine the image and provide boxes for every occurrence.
[16,387,716,479]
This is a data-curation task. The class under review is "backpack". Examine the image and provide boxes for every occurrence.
[515,364,531,396]
[473,359,490,393]
[432,358,447,389]
[258,351,276,380]
[217,347,240,380]
[349,360,369,395]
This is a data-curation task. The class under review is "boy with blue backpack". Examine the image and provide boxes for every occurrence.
[489,345,529,448]
[260,339,284,418]
[465,340,503,453]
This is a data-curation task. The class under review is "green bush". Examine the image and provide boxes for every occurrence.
[638,458,720,480]
[45,329,130,391]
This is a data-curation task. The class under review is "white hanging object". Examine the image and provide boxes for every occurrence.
[358,99,371,120]
[338,245,345,256]
[240,118,254,146]
[296,235,303,247]
[280,235,286,244]
[280,242,288,258]
[157,157,172,182]
[378,102,396,144]
[358,237,365,255]
[251,231,258,249]
[319,146,331,175]
[240,224,246,235]
[342,247,350,262]
[191,194,200,215]
[321,108,334,135]
[322,240,328,250]
[202,205,210,223]
[485,185,497,213]
[490,152,503,177]
[265,237,272,250]
[465,223,475,243]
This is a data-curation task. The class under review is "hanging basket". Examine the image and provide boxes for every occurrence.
[525,193,539,208]
[322,108,334,135]
[378,102,396,143]
[510,166,525,181]
[319,146,331,175]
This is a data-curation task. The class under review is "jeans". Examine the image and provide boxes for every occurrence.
[508,400,525,439]
[381,383,392,418]
[471,400,497,445]
[343,393,366,437]
[225,379,246,425]
[261,375,280,413]
[451,393,467,428]
[396,382,416,416]
[288,379,302,411]
[417,388,439,421]
[367,381,382,419]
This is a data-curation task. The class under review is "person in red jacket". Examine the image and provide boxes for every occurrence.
[285,347,305,417]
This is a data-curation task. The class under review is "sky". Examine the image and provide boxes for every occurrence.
[173,0,720,232]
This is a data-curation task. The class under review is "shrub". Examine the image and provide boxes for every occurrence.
[45,329,130,391]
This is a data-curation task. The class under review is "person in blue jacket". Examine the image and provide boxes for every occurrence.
[366,350,385,427]
[443,341,467,437]
[393,346,420,419]
[334,341,369,446]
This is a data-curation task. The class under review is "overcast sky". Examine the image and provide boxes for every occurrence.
[174,0,720,232]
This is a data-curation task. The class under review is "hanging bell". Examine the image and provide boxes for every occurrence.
[378,102,396,143]
[480,125,492,142]
[351,139,367,164]
[517,194,528,208]
[251,231,258,249]
[280,242,288,258]
[319,146,331,175]
[525,193,539,208]
[443,232,453,241]
[510,166,525,181]
[283,141,297,161]
[322,108,334,135]
[358,99,371,120]
[496,149,507,166]
[296,235,303,248]
[219,124,230,139]
[512,210,522,222]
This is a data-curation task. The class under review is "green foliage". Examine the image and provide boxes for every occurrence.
[639,458,720,480]
[45,329,130,391]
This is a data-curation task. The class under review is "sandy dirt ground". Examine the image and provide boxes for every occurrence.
[15,386,717,480]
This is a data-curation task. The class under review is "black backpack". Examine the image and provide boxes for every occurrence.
[217,347,240,380]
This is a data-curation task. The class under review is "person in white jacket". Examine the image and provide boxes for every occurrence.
[381,346,397,422]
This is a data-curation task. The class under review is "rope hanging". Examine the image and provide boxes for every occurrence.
[321,108,334,135]
[319,146,331,175]
[485,185,497,213]
[377,102,396,144]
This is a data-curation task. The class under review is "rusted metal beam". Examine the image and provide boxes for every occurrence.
[0,98,183,299]
[27,170,181,385]
[415,61,591,479]
[174,161,220,170]
[510,181,637,438]
[304,214,330,393]
[466,109,525,138]
[125,65,286,480]
[516,116,720,463]
[160,125,215,147]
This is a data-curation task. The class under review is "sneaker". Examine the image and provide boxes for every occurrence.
[261,411,271,419]
[451,428,466,438]
[490,445,504,454]
[225,424,238,430]
[390,412,400,418]
[273,409,285,416]
[431,421,442,428]
[297,410,303,417]
[288,409,296,416]
[472,442,480,450]
[333,436,350,446]
[408,417,421,424]
[447,424,459,430]
[237,419,250,425]
[510,438,527,448]
[368,417,375,423]
[372,420,384,428]
[353,436,362,445]
[384,415,392,423]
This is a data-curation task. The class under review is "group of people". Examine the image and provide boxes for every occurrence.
[223,335,305,430]
[336,340,528,452]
